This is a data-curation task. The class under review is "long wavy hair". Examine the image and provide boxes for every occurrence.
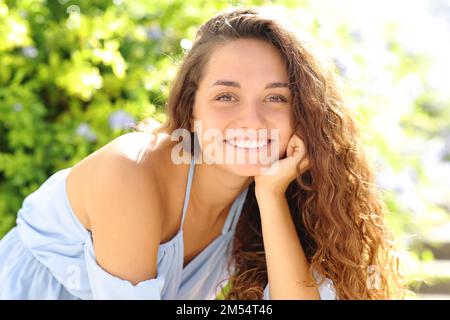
[134,6,406,299]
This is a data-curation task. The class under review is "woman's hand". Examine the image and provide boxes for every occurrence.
[254,135,319,299]
[254,134,309,198]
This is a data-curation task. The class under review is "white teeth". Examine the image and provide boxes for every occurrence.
[226,138,269,149]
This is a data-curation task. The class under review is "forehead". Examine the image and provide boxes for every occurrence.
[201,38,289,85]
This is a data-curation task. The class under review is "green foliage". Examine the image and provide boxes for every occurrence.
[0,0,253,237]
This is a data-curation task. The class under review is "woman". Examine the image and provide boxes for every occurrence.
[0,7,405,300]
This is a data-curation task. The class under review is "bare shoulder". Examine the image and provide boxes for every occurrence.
[65,132,157,231]
[85,132,162,215]
[103,131,157,162]
[67,131,166,284]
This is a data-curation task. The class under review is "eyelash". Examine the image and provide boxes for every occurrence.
[215,93,288,103]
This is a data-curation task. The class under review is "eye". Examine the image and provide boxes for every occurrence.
[215,93,237,102]
[266,95,288,103]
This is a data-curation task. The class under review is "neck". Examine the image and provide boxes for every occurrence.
[189,161,253,225]
[156,137,253,227]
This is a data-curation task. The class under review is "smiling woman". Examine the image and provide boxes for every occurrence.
[0,6,405,300]
[190,38,294,175]
[145,6,407,299]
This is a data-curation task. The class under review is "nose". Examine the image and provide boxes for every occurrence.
[236,99,267,129]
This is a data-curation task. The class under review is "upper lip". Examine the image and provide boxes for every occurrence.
[223,138,272,145]
[223,136,272,141]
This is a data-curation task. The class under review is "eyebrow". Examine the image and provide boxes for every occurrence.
[210,80,289,89]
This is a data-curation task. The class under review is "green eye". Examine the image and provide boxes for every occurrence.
[214,94,288,103]
[216,93,237,102]
[267,95,288,103]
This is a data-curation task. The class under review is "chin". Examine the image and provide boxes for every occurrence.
[219,162,271,177]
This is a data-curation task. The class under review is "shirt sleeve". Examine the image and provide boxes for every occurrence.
[262,269,337,300]
[83,232,165,299]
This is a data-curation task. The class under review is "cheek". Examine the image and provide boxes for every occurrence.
[270,111,294,153]
[193,104,230,127]
[281,135,295,157]
[192,109,227,149]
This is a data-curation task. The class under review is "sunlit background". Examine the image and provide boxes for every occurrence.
[0,0,449,299]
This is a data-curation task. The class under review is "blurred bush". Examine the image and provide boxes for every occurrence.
[0,0,247,236]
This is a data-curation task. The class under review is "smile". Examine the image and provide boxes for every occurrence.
[224,138,271,149]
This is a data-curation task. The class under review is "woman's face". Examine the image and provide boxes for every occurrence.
[192,38,294,176]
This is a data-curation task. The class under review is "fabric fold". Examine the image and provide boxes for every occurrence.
[83,232,165,300]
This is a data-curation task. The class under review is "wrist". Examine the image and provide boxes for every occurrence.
[255,184,287,201]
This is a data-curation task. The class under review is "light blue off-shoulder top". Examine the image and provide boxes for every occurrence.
[0,155,336,299]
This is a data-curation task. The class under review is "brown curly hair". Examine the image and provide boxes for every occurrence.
[135,6,407,299]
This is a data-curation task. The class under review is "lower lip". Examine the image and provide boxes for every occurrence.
[224,140,272,151]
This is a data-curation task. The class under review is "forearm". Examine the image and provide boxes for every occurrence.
[256,190,320,300]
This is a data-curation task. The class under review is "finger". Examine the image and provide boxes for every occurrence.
[298,156,310,173]
[286,134,301,157]
[286,142,294,157]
